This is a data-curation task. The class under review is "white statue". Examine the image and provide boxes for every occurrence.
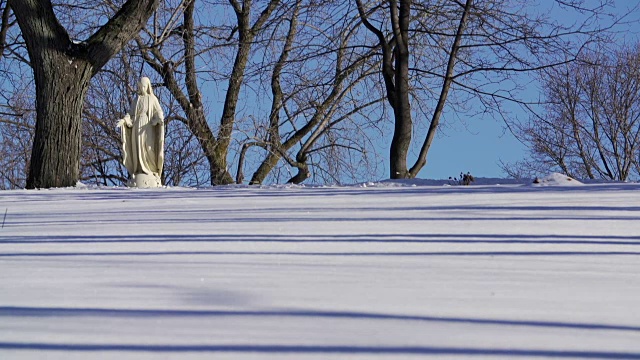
[117,77,165,188]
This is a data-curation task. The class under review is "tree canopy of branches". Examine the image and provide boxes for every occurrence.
[355,0,614,179]
[511,44,640,181]
[0,0,626,188]
[125,0,383,186]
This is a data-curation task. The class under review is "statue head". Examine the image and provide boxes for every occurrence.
[137,77,154,96]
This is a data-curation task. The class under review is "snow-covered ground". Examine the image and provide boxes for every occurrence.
[2,177,640,359]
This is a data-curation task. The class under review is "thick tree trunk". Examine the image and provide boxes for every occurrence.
[389,90,412,179]
[187,108,230,186]
[357,0,413,179]
[28,55,92,188]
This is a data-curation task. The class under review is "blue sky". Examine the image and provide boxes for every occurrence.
[416,115,525,179]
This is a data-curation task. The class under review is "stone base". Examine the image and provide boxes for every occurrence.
[128,173,162,188]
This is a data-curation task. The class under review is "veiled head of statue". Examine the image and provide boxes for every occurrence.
[137,77,154,96]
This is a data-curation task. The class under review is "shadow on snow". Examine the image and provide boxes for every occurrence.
[1,342,640,358]
[3,233,640,246]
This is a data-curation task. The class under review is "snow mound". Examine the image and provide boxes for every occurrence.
[375,177,527,187]
[532,173,583,186]
[75,181,89,189]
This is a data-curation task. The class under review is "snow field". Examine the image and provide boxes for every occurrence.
[1,181,640,359]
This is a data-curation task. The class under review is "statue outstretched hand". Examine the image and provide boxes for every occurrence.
[116,114,133,129]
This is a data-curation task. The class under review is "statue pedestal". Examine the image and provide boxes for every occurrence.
[128,173,162,188]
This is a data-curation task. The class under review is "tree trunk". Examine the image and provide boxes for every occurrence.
[389,91,412,179]
[357,0,412,179]
[187,108,229,186]
[140,0,235,187]
[28,55,92,188]
[408,0,473,178]
[214,0,278,185]
[215,32,252,185]
[286,153,309,184]
[389,0,412,179]
[250,152,279,185]
[248,2,301,185]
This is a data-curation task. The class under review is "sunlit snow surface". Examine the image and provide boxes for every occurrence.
[2,178,640,359]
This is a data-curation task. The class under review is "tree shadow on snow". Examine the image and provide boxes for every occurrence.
[1,307,640,357]
[4,233,640,246]
[2,250,640,257]
[1,343,640,358]
[2,306,639,332]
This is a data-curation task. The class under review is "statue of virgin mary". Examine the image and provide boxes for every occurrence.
[117,77,165,188]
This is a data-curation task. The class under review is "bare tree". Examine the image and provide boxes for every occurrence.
[240,1,384,185]
[0,80,33,189]
[3,0,618,187]
[355,0,615,179]
[0,2,33,189]
[0,0,13,59]
[135,0,280,185]
[9,0,158,188]
[133,0,383,185]
[513,44,640,181]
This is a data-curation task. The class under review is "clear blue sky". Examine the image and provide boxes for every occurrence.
[416,116,525,180]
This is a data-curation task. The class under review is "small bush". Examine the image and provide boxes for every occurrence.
[449,172,475,186]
